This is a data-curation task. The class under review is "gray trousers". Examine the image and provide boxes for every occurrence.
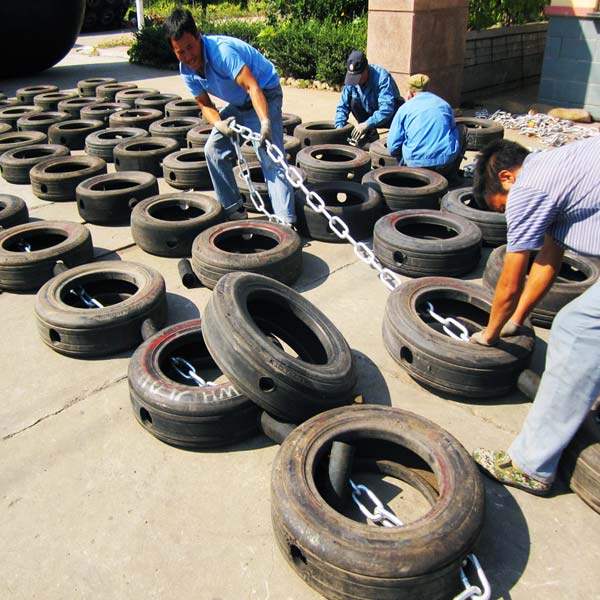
[509,279,600,481]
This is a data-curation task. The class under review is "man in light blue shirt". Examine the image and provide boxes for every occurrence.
[470,137,600,496]
[335,50,403,147]
[387,74,465,179]
[164,8,295,224]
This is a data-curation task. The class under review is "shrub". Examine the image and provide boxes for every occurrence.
[265,0,367,22]
[260,17,367,84]
[468,0,549,30]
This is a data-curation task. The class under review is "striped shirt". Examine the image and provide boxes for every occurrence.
[506,136,600,256]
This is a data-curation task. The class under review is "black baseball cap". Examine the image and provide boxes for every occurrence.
[345,50,368,85]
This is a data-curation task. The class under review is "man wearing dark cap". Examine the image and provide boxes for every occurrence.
[334,50,403,146]
[387,73,465,179]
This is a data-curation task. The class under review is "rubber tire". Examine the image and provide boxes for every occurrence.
[33,92,78,112]
[282,112,302,136]
[383,276,535,397]
[134,93,182,115]
[57,96,97,119]
[191,221,302,289]
[455,117,504,151]
[0,144,71,184]
[293,121,353,147]
[203,272,356,422]
[95,82,137,102]
[131,192,225,258]
[441,187,507,247]
[77,77,117,97]
[113,136,179,177]
[0,105,43,128]
[186,123,213,148]
[234,162,272,214]
[30,155,107,202]
[482,245,600,328]
[16,111,70,134]
[128,319,261,449]
[0,123,11,135]
[0,130,47,153]
[48,119,105,151]
[16,84,59,104]
[115,88,160,109]
[84,127,148,163]
[0,221,93,291]
[296,144,372,184]
[76,171,159,224]
[561,408,600,514]
[271,404,485,600]
[162,148,212,191]
[295,181,384,243]
[0,194,29,229]
[80,102,123,124]
[362,167,449,211]
[35,260,167,357]
[149,116,203,149]
[374,210,482,277]
[369,136,396,169]
[108,108,163,130]
[164,99,202,118]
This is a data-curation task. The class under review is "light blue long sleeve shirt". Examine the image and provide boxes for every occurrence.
[387,91,460,168]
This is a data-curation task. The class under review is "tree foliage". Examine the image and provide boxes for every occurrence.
[468,0,549,30]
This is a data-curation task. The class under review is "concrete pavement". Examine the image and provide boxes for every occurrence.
[1,32,599,600]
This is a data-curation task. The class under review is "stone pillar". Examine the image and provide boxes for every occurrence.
[538,1,600,119]
[366,0,469,106]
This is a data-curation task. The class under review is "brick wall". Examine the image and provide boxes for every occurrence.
[462,23,548,100]
[538,15,600,119]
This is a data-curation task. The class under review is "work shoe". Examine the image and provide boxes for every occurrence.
[226,206,248,221]
[472,448,551,496]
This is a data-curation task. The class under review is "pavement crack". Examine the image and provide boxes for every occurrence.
[1,374,128,441]
[297,257,360,292]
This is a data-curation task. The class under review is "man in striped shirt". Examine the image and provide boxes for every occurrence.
[469,136,600,495]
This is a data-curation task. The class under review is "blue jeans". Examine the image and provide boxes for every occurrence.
[509,279,600,481]
[204,87,296,223]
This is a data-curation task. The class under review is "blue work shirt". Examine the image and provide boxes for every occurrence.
[180,34,280,107]
[334,64,402,129]
[387,91,460,168]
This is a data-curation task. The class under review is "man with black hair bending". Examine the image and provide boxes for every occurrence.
[164,8,296,225]
[469,136,600,496]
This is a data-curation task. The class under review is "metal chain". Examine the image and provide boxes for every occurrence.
[489,109,599,147]
[425,302,470,341]
[228,119,402,292]
[454,554,492,600]
[170,356,216,387]
[349,478,490,599]
[349,479,404,527]
[69,285,103,308]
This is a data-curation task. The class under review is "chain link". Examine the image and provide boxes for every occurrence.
[228,118,402,292]
[424,302,470,341]
[349,479,404,527]
[454,554,492,600]
[69,285,103,308]
[170,356,216,387]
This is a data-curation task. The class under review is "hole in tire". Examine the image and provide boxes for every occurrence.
[166,240,178,248]
[259,377,276,392]
[41,184,48,193]
[400,346,413,363]
[49,329,61,344]
[393,251,404,264]
[79,200,85,210]
[290,545,307,567]
[140,407,153,426]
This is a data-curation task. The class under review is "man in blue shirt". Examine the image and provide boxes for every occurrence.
[470,137,600,496]
[335,50,403,147]
[164,8,295,224]
[387,74,465,179]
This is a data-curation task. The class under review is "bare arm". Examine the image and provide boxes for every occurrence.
[481,250,530,344]
[511,234,564,325]
[194,90,222,125]
[234,64,269,122]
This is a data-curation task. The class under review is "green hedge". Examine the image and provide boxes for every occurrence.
[468,0,549,30]
[265,0,367,23]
